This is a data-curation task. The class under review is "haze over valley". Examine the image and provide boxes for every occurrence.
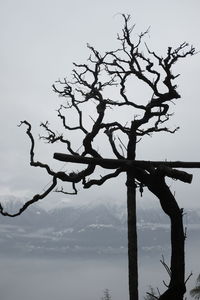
[0,196,199,299]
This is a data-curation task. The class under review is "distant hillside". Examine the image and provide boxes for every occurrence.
[0,195,199,258]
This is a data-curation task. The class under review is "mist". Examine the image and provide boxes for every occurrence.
[0,256,129,300]
[0,248,198,300]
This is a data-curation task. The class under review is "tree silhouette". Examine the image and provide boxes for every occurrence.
[0,15,196,300]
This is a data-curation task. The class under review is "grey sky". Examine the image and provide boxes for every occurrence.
[0,0,200,209]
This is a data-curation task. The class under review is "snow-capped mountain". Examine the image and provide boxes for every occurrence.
[0,195,199,258]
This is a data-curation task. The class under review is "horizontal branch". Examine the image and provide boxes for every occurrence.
[54,153,200,169]
[53,153,195,183]
[54,153,126,169]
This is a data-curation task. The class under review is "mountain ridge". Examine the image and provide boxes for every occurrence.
[0,195,199,258]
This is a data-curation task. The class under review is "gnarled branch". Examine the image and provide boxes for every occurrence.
[0,176,57,217]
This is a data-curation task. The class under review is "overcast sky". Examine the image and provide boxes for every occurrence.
[0,0,200,210]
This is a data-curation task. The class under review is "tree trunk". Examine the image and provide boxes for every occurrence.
[126,123,138,300]
[148,175,186,300]
[126,173,138,300]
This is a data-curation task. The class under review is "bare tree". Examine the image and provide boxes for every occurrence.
[0,14,196,300]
